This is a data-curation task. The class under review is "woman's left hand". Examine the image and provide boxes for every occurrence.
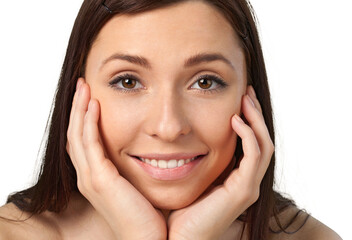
[168,86,274,240]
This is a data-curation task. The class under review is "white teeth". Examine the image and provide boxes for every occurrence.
[158,160,167,169]
[177,159,185,167]
[168,160,177,169]
[151,159,158,167]
[139,156,200,169]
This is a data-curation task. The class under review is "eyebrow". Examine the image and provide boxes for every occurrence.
[100,52,235,70]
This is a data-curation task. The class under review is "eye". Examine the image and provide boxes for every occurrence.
[108,73,144,92]
[197,78,213,89]
[190,74,228,93]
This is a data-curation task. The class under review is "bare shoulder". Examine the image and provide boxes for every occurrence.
[0,203,25,240]
[0,203,60,240]
[300,216,342,240]
[269,206,342,240]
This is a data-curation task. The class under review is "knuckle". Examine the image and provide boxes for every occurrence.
[264,141,275,157]
[267,146,274,157]
[66,143,71,155]
[242,188,251,200]
[67,129,78,144]
[251,188,260,203]
[241,189,252,203]
[269,142,275,153]
[91,181,103,194]
[77,179,87,194]
[77,172,91,194]
[67,128,72,140]
[241,185,260,204]
[70,135,80,146]
[90,175,105,193]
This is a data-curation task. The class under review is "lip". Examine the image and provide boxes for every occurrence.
[131,154,207,181]
[131,152,207,161]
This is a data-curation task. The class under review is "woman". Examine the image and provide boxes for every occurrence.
[0,0,342,239]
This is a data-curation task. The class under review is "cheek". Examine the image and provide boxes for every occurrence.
[98,97,143,158]
[186,96,240,149]
[184,96,240,178]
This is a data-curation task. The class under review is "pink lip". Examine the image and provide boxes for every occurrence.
[131,155,206,181]
[132,152,207,161]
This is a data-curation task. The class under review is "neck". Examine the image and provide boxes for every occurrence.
[54,192,115,240]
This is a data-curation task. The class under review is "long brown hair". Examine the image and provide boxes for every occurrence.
[5,0,307,239]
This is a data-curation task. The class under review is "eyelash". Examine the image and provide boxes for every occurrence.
[108,73,229,94]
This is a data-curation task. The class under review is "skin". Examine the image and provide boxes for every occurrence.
[67,1,274,238]
[85,0,246,211]
[0,1,342,240]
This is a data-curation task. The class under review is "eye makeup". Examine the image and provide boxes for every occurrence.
[191,74,228,94]
[108,73,142,93]
[108,73,229,94]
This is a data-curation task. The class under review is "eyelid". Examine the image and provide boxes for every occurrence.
[108,73,144,92]
[189,74,228,92]
[108,72,229,93]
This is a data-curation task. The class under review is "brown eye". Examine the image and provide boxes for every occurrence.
[190,74,228,94]
[122,78,137,89]
[198,78,213,89]
[109,73,143,92]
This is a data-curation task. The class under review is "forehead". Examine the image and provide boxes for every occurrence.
[90,1,243,68]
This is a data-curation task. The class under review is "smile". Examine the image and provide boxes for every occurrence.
[131,154,207,181]
[137,156,199,169]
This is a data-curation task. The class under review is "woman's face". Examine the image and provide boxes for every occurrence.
[85,1,247,210]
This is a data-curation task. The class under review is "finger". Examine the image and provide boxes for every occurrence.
[242,94,273,152]
[67,80,82,166]
[242,94,274,180]
[231,114,261,180]
[68,78,84,134]
[82,99,116,176]
[72,78,84,114]
[247,85,262,114]
[68,81,91,172]
[72,79,90,138]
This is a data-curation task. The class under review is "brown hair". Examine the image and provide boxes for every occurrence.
[5,0,307,239]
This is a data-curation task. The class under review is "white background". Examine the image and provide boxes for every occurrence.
[0,1,350,238]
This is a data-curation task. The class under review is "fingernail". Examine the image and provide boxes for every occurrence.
[234,114,244,123]
[246,95,255,107]
[76,79,81,91]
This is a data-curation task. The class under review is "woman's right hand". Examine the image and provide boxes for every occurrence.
[66,78,167,240]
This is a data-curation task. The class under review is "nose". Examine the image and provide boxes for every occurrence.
[144,90,191,142]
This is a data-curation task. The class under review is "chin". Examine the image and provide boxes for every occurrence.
[149,195,196,210]
[142,185,204,210]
